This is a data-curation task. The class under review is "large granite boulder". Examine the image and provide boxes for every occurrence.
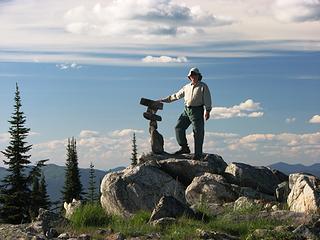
[100,163,186,217]
[185,173,238,205]
[287,173,320,213]
[158,153,228,186]
[225,162,287,195]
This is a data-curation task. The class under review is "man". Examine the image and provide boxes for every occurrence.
[160,67,212,160]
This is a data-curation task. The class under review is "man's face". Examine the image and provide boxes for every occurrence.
[189,72,199,82]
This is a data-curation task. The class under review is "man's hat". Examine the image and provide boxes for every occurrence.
[188,67,202,81]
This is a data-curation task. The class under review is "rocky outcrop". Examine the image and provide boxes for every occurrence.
[225,162,287,195]
[158,154,227,186]
[185,173,238,205]
[100,163,186,217]
[101,152,320,219]
[287,173,320,213]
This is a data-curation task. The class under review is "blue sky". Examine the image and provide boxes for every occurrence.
[0,0,320,170]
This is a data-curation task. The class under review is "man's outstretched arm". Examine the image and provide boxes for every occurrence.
[159,86,185,103]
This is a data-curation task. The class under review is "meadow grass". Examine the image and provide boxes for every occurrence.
[67,202,292,240]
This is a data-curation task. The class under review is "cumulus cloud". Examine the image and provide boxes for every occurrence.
[286,117,296,123]
[56,62,82,70]
[142,55,188,63]
[64,0,233,38]
[0,133,10,143]
[273,0,320,22]
[211,99,264,119]
[79,130,100,138]
[111,129,144,137]
[30,129,148,169]
[309,114,320,123]
[2,128,319,169]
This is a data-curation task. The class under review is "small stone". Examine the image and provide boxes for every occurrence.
[264,203,272,209]
[31,236,45,240]
[150,217,176,227]
[145,233,161,239]
[196,228,239,240]
[78,233,91,240]
[96,228,113,235]
[114,232,125,240]
[64,199,82,219]
[271,204,279,211]
[233,196,254,211]
[46,228,59,238]
[58,232,70,239]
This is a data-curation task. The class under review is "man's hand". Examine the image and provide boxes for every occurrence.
[204,111,210,121]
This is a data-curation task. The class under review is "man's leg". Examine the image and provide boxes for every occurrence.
[190,107,204,158]
[175,110,191,149]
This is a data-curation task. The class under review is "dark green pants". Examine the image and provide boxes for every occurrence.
[175,106,204,156]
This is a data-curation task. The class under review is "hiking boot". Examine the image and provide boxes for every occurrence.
[174,146,191,155]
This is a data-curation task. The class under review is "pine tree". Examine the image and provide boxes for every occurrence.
[61,137,83,204]
[39,174,51,210]
[30,176,41,220]
[131,132,138,166]
[87,162,97,203]
[0,83,33,224]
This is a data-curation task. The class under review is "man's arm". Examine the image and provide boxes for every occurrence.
[203,84,212,120]
[160,86,185,103]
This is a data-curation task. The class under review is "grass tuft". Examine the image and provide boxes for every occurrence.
[69,202,111,228]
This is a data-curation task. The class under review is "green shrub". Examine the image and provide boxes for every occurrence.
[70,203,111,228]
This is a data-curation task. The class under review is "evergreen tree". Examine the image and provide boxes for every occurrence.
[131,132,138,166]
[61,137,83,204]
[30,176,40,220]
[39,174,51,210]
[0,83,32,224]
[87,162,97,203]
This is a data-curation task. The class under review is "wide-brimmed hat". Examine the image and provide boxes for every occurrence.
[187,67,202,81]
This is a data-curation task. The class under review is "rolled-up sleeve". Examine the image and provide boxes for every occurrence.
[203,84,212,112]
[162,86,185,103]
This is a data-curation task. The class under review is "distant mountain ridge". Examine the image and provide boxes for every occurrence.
[0,164,125,203]
[268,162,320,177]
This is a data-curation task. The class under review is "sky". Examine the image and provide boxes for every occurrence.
[0,0,319,170]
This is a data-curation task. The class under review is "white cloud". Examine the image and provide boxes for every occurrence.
[29,129,148,169]
[142,55,188,63]
[286,117,296,123]
[79,130,100,138]
[64,0,233,38]
[273,0,320,22]
[309,114,320,123]
[111,129,144,137]
[211,99,264,119]
[56,62,82,70]
[0,133,10,143]
[0,0,320,62]
[2,128,319,169]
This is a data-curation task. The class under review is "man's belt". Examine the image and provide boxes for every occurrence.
[185,105,203,109]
